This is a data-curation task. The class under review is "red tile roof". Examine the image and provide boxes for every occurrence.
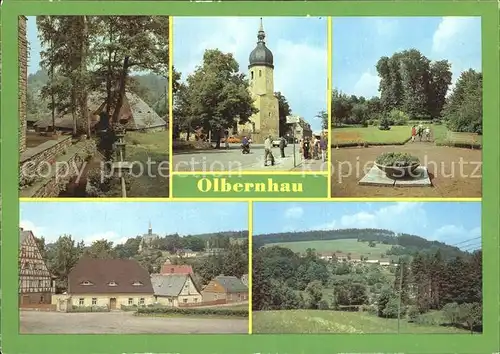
[160,264,193,275]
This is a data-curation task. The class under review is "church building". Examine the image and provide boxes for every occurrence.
[237,19,280,143]
[138,222,160,253]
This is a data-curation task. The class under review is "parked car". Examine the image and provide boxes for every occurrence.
[272,139,287,147]
[227,136,241,143]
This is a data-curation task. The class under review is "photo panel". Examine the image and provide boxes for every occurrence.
[19,201,250,334]
[330,17,482,198]
[172,16,329,173]
[18,15,170,199]
[252,201,482,334]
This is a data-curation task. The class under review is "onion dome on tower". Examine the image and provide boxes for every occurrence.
[248,18,274,69]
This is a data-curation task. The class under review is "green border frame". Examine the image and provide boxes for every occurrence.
[1,2,499,354]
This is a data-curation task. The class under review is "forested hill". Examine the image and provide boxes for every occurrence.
[254,228,469,259]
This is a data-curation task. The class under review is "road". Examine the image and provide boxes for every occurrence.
[173,143,326,172]
[20,311,248,334]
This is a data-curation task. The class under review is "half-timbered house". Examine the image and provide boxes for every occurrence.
[19,228,54,305]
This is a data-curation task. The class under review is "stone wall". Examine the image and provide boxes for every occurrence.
[19,138,97,198]
[20,136,73,180]
[19,16,28,153]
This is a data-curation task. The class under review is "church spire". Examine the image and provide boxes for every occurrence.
[148,221,152,235]
[257,18,266,43]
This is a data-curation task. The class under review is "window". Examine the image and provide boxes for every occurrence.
[92,298,97,305]
[128,298,133,305]
[194,298,198,303]
[81,281,93,286]
[139,298,145,305]
[108,281,118,287]
[132,281,143,286]
[259,70,262,77]
[79,298,84,306]
[183,299,188,303]
[251,71,254,79]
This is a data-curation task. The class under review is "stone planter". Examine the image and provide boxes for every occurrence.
[374,162,420,178]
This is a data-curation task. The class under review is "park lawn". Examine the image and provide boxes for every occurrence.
[252,310,470,334]
[264,238,394,258]
[125,130,169,197]
[432,124,482,146]
[332,126,410,145]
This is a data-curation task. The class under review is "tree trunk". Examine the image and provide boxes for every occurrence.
[111,56,130,125]
[80,15,90,137]
[105,21,114,115]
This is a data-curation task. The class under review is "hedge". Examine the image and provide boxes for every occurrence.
[435,141,482,149]
[68,305,110,313]
[136,306,248,317]
[332,138,411,148]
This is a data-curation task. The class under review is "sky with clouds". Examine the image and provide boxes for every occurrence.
[333,17,482,98]
[20,202,248,246]
[253,202,481,250]
[174,17,327,132]
[27,17,42,75]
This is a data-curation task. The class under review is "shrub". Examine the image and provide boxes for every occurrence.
[361,121,368,127]
[389,110,410,126]
[69,305,109,313]
[136,306,248,317]
[406,305,420,322]
[375,152,419,167]
[318,299,330,310]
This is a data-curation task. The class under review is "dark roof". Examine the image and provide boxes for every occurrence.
[215,275,248,293]
[68,258,154,295]
[151,274,190,297]
[249,19,273,69]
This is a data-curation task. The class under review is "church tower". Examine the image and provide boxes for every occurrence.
[241,18,280,143]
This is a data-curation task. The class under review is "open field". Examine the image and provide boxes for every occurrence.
[252,310,471,334]
[20,310,247,334]
[264,239,394,257]
[125,130,169,197]
[331,143,482,198]
[332,124,481,147]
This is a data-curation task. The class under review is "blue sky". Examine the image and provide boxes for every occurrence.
[20,202,248,245]
[27,17,42,75]
[253,202,481,250]
[174,17,327,132]
[333,17,482,98]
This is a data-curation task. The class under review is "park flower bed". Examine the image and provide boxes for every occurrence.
[375,152,419,167]
[135,306,249,317]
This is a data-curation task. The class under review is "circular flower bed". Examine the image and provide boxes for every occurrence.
[375,152,420,178]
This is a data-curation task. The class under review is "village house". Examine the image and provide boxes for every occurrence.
[19,228,55,305]
[151,273,202,306]
[176,248,197,258]
[202,275,248,303]
[60,258,154,310]
[365,259,380,264]
[379,260,391,266]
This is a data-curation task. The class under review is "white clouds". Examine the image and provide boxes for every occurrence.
[374,18,399,37]
[174,17,327,127]
[353,72,380,98]
[284,206,304,219]
[432,224,481,246]
[82,231,126,246]
[20,220,45,237]
[432,17,476,54]
[317,202,427,232]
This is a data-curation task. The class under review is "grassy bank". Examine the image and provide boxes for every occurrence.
[252,310,471,334]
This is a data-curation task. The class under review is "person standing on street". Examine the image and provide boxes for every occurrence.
[264,135,275,166]
[320,136,327,162]
[279,136,286,158]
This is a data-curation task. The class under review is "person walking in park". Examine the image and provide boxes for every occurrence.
[424,126,431,141]
[320,136,327,162]
[264,135,275,166]
[417,122,424,141]
[411,125,416,142]
[279,136,286,158]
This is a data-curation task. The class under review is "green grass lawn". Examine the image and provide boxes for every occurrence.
[332,125,410,145]
[252,310,471,334]
[264,238,394,258]
[125,130,169,197]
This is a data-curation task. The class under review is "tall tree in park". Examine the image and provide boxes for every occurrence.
[83,239,117,259]
[376,50,452,119]
[275,91,292,137]
[442,69,482,133]
[331,89,352,126]
[393,258,411,305]
[183,49,257,148]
